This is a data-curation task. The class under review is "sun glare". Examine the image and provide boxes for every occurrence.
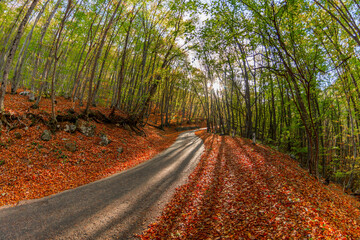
[213,81,222,92]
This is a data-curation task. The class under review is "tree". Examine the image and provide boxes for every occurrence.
[0,0,40,112]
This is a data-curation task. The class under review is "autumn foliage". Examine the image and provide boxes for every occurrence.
[0,93,179,207]
[140,131,360,239]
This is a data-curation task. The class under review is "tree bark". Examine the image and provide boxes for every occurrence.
[0,0,40,112]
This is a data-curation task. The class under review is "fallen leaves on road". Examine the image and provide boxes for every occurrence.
[140,131,360,239]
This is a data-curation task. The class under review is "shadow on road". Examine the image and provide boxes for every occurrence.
[0,131,204,240]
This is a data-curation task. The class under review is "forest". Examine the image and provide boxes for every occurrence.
[1,0,360,196]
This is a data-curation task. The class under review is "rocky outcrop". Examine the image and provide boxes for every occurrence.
[64,124,76,133]
[41,130,52,141]
[99,133,111,146]
[77,120,96,137]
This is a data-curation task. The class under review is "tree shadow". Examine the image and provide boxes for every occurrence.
[230,137,357,237]
[184,135,226,239]
[0,133,205,240]
[147,133,217,239]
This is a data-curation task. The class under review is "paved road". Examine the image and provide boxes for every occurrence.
[0,130,204,240]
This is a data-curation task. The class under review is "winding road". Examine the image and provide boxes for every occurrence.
[0,130,204,240]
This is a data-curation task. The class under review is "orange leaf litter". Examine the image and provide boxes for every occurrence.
[139,131,360,239]
[0,93,180,207]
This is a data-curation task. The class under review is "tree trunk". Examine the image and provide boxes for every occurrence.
[0,0,40,112]
[84,1,123,116]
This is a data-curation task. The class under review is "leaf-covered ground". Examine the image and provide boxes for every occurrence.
[140,131,360,239]
[0,93,180,207]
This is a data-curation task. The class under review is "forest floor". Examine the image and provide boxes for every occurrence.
[0,92,190,207]
[3,93,360,239]
[140,130,360,239]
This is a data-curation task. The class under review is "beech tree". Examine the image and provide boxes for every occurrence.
[2,0,360,190]
[190,0,360,189]
[0,0,40,112]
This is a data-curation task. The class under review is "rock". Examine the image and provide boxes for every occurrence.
[65,141,77,152]
[41,130,52,141]
[99,133,111,146]
[28,92,35,102]
[117,147,124,154]
[19,91,30,96]
[64,124,76,133]
[14,132,22,139]
[290,154,297,160]
[77,120,96,137]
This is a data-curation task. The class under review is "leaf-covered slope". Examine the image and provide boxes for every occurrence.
[0,93,180,207]
[140,131,360,239]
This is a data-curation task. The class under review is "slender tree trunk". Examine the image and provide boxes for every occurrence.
[31,0,61,91]
[0,0,40,113]
[85,0,123,116]
[11,0,51,94]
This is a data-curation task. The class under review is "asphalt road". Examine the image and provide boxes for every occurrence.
[0,130,204,240]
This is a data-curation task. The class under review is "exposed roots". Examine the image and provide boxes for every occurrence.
[0,109,145,136]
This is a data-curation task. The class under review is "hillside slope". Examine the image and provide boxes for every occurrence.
[0,93,180,207]
[140,131,360,239]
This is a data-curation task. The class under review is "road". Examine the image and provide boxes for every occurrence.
[0,130,204,240]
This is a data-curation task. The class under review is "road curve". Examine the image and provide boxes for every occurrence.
[0,130,204,240]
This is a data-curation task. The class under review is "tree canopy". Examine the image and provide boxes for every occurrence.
[1,0,360,191]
